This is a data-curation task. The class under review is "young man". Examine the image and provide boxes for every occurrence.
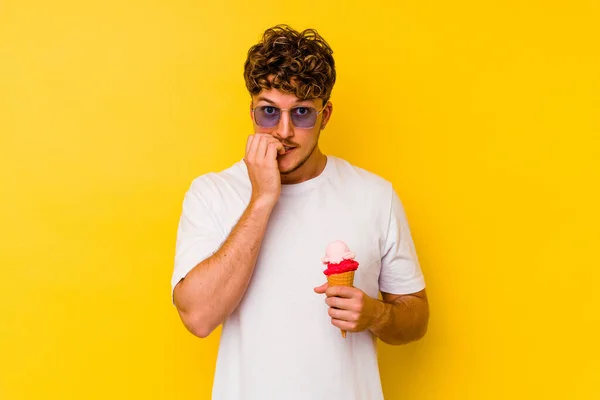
[171,25,429,400]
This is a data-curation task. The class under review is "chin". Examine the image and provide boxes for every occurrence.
[277,157,301,175]
[278,162,298,176]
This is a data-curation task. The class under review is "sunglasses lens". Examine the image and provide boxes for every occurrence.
[254,106,319,128]
[291,107,317,128]
[255,106,280,127]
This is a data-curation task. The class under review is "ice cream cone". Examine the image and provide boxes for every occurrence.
[327,270,355,338]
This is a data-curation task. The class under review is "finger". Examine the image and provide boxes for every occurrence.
[267,141,283,161]
[245,135,255,158]
[331,318,357,332]
[254,135,269,160]
[313,282,329,294]
[325,285,360,299]
[252,133,272,143]
[325,296,355,310]
[328,307,358,322]
[254,134,281,152]
[269,139,285,155]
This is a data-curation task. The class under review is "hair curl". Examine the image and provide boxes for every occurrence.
[244,25,336,105]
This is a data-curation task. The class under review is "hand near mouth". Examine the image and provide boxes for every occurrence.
[244,133,285,205]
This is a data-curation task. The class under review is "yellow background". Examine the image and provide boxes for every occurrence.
[1,0,599,399]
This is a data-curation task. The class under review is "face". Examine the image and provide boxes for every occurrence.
[250,87,333,184]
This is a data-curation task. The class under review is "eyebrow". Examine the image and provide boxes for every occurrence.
[256,96,314,106]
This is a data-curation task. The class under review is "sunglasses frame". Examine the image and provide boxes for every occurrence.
[250,104,328,129]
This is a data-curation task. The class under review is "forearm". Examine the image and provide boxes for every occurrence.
[174,198,275,337]
[368,295,429,345]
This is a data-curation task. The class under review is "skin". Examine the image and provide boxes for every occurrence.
[249,87,332,185]
[174,85,429,343]
[313,284,429,345]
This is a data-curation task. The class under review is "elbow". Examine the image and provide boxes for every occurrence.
[177,308,218,339]
[413,313,430,343]
[183,319,212,339]
[173,284,218,338]
[389,310,429,346]
[184,313,217,339]
[388,325,428,346]
[414,319,429,341]
[189,322,213,339]
[409,297,430,343]
[411,307,430,342]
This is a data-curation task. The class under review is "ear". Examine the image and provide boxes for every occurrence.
[320,101,333,130]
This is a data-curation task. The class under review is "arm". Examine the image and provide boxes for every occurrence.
[314,285,429,345]
[173,134,284,338]
[368,289,429,345]
[173,198,276,338]
[365,184,429,344]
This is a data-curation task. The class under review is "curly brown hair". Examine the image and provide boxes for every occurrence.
[244,25,336,106]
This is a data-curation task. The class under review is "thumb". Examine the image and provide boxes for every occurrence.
[314,282,329,294]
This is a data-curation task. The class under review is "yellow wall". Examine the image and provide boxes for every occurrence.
[1,1,598,399]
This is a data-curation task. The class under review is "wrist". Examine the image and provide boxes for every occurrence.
[249,195,278,211]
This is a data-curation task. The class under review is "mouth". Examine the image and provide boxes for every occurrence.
[281,146,296,155]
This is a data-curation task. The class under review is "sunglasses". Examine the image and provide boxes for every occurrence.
[251,104,327,128]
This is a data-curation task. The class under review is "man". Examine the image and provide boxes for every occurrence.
[171,25,429,400]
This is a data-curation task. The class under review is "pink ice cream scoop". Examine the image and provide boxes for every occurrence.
[321,240,356,264]
[321,240,359,276]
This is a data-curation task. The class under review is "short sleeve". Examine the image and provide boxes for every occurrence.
[379,188,426,294]
[171,179,225,300]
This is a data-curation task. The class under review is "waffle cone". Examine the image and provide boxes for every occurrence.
[327,271,355,287]
[327,271,356,338]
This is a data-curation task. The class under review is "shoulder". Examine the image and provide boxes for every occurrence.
[186,159,249,202]
[329,156,393,197]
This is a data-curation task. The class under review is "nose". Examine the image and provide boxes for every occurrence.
[275,110,294,139]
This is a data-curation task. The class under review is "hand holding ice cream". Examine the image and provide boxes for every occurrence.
[315,240,379,338]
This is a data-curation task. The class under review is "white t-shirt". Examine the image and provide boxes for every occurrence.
[172,155,426,400]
